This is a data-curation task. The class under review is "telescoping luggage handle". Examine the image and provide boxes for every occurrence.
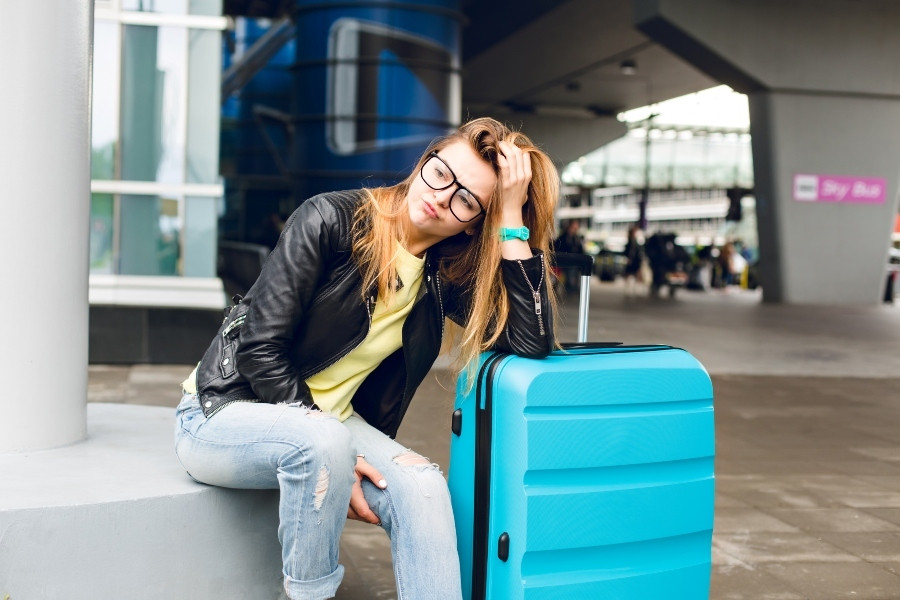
[553,252,593,343]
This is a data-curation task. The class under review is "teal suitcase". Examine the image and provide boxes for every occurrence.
[447,255,715,599]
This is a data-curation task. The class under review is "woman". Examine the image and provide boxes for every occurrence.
[174,117,558,599]
[718,241,735,288]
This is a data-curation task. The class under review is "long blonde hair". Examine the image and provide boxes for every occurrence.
[351,117,559,374]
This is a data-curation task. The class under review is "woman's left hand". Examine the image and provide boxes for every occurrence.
[497,140,532,222]
[347,454,387,525]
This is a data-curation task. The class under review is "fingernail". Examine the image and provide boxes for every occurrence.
[378,479,387,488]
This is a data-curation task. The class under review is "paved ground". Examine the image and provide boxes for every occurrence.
[88,279,900,599]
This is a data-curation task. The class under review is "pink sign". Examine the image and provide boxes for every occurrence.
[793,173,886,204]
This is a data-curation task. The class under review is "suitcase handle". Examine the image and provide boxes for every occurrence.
[551,252,593,343]
[552,251,593,276]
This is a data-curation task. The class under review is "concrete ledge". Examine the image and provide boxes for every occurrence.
[0,404,282,600]
[89,274,226,310]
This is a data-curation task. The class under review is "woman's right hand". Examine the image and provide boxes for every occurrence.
[347,455,387,525]
[497,140,532,223]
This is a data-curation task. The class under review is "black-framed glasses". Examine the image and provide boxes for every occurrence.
[420,151,485,223]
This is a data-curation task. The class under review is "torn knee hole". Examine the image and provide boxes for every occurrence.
[306,409,332,419]
[393,451,433,468]
[314,465,329,510]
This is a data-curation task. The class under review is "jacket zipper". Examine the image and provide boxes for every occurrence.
[392,266,442,407]
[222,314,246,338]
[516,258,545,336]
[432,270,445,338]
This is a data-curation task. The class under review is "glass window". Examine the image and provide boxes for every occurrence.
[183,195,219,277]
[121,25,187,183]
[120,0,223,16]
[121,0,189,13]
[119,194,182,275]
[90,193,116,273]
[189,0,222,16]
[92,21,120,180]
[186,28,221,183]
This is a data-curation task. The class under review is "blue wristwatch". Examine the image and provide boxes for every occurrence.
[498,226,530,242]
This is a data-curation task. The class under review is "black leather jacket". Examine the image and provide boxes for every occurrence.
[196,190,554,437]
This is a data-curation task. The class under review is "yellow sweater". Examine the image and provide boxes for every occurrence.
[182,244,424,422]
[307,246,423,420]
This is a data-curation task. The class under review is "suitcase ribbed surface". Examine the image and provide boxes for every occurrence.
[449,346,715,600]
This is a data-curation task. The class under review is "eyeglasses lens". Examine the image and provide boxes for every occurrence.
[450,191,480,222]
[421,155,483,223]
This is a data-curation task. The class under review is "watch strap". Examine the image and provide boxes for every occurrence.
[499,226,530,242]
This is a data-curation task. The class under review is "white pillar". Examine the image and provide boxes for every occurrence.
[0,1,93,451]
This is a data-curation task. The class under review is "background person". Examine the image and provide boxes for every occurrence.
[718,241,736,289]
[173,117,559,600]
[623,224,644,298]
[554,219,586,293]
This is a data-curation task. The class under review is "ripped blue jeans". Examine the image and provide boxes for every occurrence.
[174,392,461,600]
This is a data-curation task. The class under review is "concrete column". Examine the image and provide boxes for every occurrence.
[635,0,900,304]
[749,91,900,303]
[0,1,92,450]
